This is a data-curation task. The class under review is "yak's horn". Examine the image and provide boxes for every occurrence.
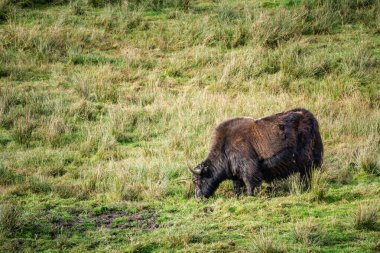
[187,162,201,175]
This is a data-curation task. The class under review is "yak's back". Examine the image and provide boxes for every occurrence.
[250,109,316,160]
[208,117,254,156]
[207,109,319,161]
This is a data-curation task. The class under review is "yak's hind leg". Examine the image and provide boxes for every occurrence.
[233,179,245,196]
[239,159,262,196]
[299,115,323,191]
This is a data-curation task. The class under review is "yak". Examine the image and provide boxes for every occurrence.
[189,108,323,198]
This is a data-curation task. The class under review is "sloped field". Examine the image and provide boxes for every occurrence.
[0,0,379,252]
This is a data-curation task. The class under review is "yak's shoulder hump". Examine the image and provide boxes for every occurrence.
[255,108,313,123]
[215,117,255,130]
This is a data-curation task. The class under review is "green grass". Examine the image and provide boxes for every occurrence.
[0,0,379,252]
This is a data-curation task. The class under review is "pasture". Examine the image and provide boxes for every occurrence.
[0,0,379,252]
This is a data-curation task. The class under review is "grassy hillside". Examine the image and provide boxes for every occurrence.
[0,0,379,252]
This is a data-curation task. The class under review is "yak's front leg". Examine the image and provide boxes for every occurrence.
[233,179,245,196]
[237,159,262,196]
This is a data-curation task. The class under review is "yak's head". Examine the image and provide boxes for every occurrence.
[189,159,217,198]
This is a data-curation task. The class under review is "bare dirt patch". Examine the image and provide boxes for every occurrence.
[54,209,159,232]
[94,209,159,230]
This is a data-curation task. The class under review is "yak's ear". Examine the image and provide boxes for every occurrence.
[201,160,211,174]
[201,161,212,176]
[201,165,208,175]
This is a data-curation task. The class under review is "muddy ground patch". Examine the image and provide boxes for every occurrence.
[54,208,159,232]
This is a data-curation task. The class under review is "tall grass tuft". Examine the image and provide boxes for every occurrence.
[309,170,328,202]
[253,8,304,48]
[288,174,304,195]
[358,155,380,176]
[12,110,35,146]
[130,0,193,11]
[45,116,67,147]
[70,0,86,15]
[253,230,285,253]
[354,204,379,230]
[0,203,21,237]
[9,0,70,8]
[88,0,121,8]
[264,174,303,197]
[294,220,320,245]
[79,124,117,159]
[109,106,139,144]
[0,0,14,22]
[0,163,22,185]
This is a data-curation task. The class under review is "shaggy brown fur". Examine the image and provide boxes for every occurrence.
[191,108,323,198]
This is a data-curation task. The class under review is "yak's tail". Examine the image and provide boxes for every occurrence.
[296,108,323,169]
[312,118,323,168]
[290,108,323,169]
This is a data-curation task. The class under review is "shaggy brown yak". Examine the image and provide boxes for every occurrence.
[190,108,323,198]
